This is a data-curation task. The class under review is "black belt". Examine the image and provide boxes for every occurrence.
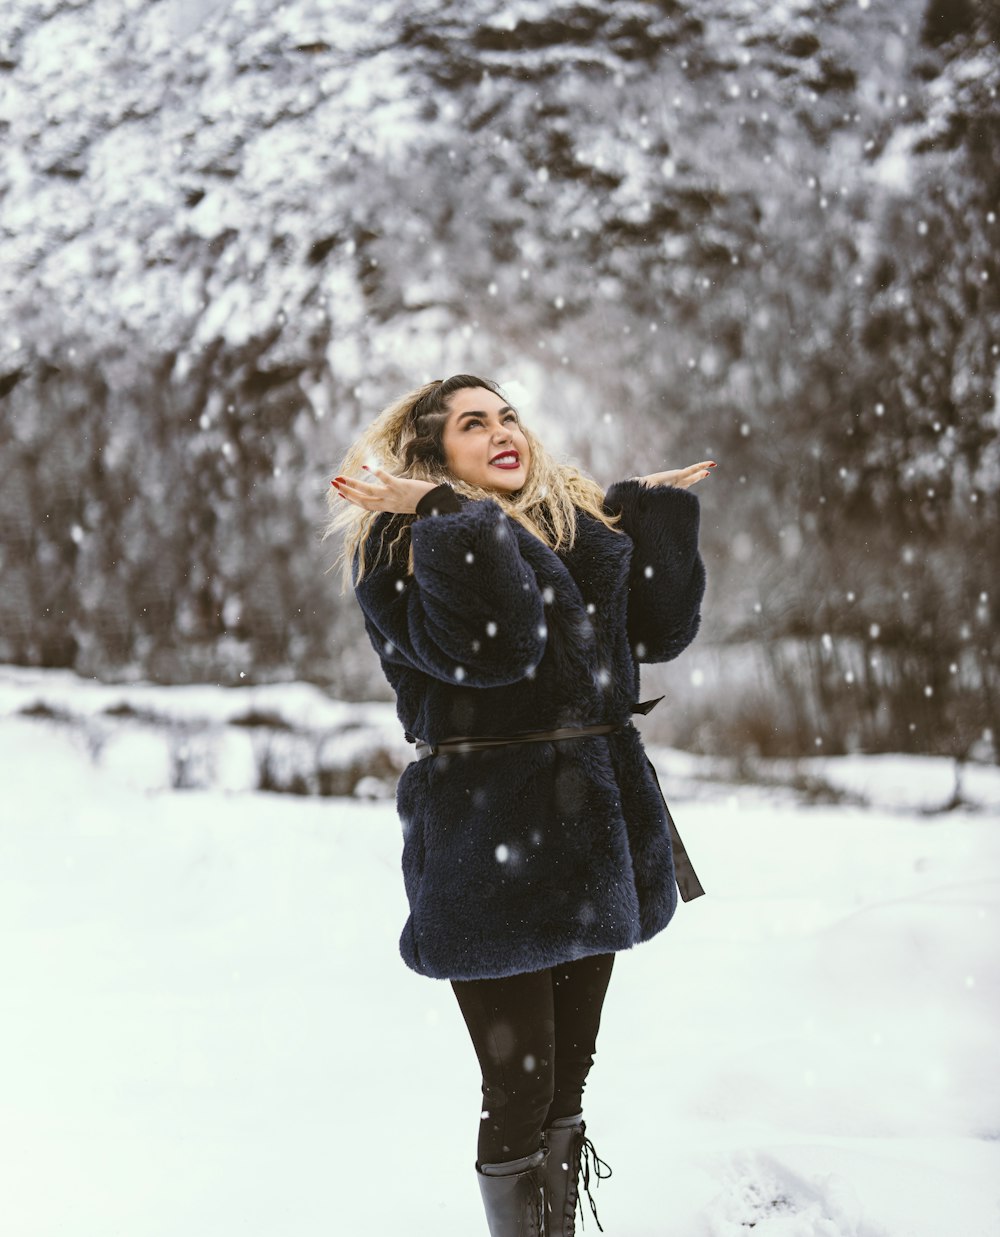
[413,718,622,758]
[411,696,705,902]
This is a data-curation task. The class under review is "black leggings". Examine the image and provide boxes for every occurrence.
[450,952,615,1168]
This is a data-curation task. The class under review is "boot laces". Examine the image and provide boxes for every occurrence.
[577,1134,612,1232]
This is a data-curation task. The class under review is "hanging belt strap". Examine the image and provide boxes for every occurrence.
[641,751,705,903]
[411,695,705,901]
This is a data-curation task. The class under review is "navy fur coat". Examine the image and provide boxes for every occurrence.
[353,478,706,981]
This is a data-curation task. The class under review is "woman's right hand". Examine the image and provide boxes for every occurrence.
[333,466,439,514]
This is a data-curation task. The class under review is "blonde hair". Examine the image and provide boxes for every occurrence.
[322,376,622,592]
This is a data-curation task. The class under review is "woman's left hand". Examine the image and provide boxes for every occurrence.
[633,461,716,490]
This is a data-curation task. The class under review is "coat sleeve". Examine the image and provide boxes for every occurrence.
[353,499,547,687]
[603,478,706,663]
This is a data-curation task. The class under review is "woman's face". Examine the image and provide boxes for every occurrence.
[440,387,531,493]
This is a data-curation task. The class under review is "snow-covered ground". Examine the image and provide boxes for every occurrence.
[1,697,999,1236]
[4,663,1000,815]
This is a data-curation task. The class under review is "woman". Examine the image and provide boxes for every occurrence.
[326,374,710,1237]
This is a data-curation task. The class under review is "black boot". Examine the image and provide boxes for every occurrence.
[476,1146,549,1237]
[541,1113,613,1234]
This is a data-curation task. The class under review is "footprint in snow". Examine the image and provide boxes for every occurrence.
[704,1149,888,1237]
